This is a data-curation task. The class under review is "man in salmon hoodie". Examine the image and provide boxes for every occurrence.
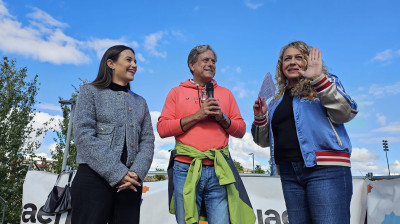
[157,45,255,224]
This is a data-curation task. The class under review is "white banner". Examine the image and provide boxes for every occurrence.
[21,171,368,224]
[140,177,367,224]
[366,178,400,224]
[21,171,72,224]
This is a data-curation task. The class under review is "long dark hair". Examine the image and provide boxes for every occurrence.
[90,45,135,89]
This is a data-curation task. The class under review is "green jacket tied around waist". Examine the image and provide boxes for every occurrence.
[167,142,256,224]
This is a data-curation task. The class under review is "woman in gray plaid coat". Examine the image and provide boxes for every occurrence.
[71,45,155,224]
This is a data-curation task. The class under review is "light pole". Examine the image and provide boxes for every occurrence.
[248,153,254,173]
[59,98,75,172]
[382,140,390,176]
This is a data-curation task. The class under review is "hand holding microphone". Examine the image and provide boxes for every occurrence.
[206,81,214,98]
[206,81,216,119]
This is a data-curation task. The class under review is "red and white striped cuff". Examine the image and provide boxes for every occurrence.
[315,151,351,167]
[253,114,267,126]
[311,74,332,92]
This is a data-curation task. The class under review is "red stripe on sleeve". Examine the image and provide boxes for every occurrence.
[315,81,332,92]
[313,76,328,87]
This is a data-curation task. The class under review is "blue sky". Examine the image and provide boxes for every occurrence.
[1,0,399,176]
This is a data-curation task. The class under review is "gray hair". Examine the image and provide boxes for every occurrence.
[187,45,217,74]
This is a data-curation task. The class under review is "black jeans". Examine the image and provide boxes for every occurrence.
[71,164,142,224]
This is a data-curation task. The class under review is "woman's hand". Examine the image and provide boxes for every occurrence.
[299,47,323,80]
[117,171,141,192]
[253,97,267,117]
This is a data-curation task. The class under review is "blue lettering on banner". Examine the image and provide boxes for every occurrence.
[21,203,71,224]
[257,209,288,224]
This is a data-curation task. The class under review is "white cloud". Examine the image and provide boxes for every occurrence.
[27,7,68,29]
[351,147,379,162]
[137,66,154,73]
[35,152,51,159]
[221,66,230,73]
[230,133,270,170]
[374,122,400,133]
[149,110,175,170]
[30,112,62,140]
[244,0,264,9]
[351,162,381,176]
[171,31,185,40]
[369,82,400,97]
[0,2,141,65]
[35,142,57,159]
[358,100,374,107]
[376,113,386,126]
[86,38,130,59]
[230,133,270,158]
[150,148,171,170]
[150,111,161,129]
[0,0,12,18]
[131,41,139,49]
[232,85,250,98]
[136,53,146,62]
[370,48,400,65]
[390,160,400,175]
[36,103,62,111]
[236,67,242,73]
[0,2,90,65]
[48,142,58,154]
[143,31,168,58]
[350,147,382,176]
[371,49,394,62]
[23,112,62,155]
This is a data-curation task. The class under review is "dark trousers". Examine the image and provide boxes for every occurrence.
[71,164,142,224]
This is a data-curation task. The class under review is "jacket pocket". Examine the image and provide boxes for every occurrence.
[96,122,115,148]
[327,117,342,146]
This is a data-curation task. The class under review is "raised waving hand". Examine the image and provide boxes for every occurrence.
[299,47,323,80]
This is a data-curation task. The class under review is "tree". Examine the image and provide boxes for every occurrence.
[50,94,79,173]
[266,158,272,175]
[254,164,265,174]
[234,160,244,173]
[154,168,167,181]
[0,57,44,223]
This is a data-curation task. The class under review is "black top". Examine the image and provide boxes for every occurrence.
[108,82,128,165]
[108,82,129,92]
[271,88,303,162]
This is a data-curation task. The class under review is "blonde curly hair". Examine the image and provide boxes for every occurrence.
[273,41,328,101]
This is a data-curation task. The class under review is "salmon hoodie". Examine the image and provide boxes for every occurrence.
[157,79,246,164]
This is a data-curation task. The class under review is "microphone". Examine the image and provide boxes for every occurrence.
[206,81,215,119]
[206,81,214,98]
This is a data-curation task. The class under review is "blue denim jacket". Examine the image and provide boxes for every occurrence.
[252,73,358,175]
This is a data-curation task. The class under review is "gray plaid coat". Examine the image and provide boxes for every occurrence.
[73,84,155,186]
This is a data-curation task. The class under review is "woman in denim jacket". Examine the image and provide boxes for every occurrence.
[71,45,155,224]
[252,41,358,224]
